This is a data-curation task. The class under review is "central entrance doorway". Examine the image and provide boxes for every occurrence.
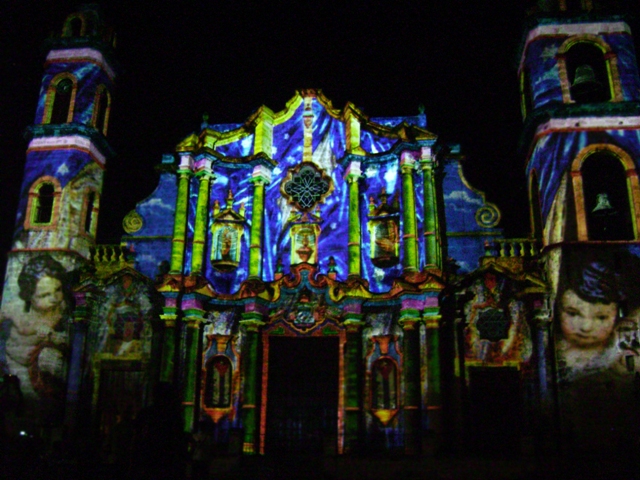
[468,366,522,456]
[265,336,339,454]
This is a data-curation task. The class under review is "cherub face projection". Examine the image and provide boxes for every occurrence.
[559,289,617,350]
[1,254,70,404]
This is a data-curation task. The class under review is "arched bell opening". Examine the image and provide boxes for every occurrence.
[566,42,611,103]
[581,153,634,240]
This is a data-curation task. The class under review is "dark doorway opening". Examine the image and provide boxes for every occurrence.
[265,336,339,454]
[467,366,522,456]
[96,367,146,448]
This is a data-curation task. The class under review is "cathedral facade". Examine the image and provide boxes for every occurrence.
[1,1,639,458]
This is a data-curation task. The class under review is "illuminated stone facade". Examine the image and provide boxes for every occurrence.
[2,1,639,458]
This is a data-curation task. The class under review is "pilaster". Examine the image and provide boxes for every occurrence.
[400,152,419,272]
[423,307,442,449]
[346,160,363,278]
[65,290,91,431]
[191,158,214,275]
[170,154,193,274]
[248,165,272,279]
[343,307,364,453]
[419,146,441,269]
[399,305,422,454]
[239,312,265,454]
[253,107,274,157]
[181,297,205,432]
[159,296,179,382]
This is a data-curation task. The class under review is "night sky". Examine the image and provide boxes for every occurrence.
[1,1,545,276]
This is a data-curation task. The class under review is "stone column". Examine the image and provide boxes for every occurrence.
[160,297,178,382]
[346,161,362,277]
[170,155,193,274]
[400,306,422,454]
[191,159,214,275]
[343,311,364,452]
[423,307,442,451]
[181,298,204,432]
[420,146,441,269]
[532,299,553,417]
[400,152,419,272]
[240,313,264,454]
[248,165,272,279]
[65,291,91,431]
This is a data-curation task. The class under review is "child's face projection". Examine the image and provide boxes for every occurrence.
[31,276,64,313]
[560,289,617,349]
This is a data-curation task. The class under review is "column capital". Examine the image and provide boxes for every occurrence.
[400,151,417,169]
[532,306,552,326]
[419,146,433,162]
[343,312,365,332]
[160,313,178,328]
[399,308,422,329]
[193,157,214,177]
[184,317,204,329]
[178,153,194,173]
[240,312,265,332]
[345,160,362,183]
[423,314,441,329]
[183,305,205,327]
[71,309,89,324]
[251,164,272,184]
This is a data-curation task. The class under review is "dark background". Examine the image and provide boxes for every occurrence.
[0,1,571,278]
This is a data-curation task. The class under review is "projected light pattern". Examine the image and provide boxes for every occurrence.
[527,127,640,225]
[125,91,499,292]
[521,28,640,110]
[36,60,113,125]
[554,245,640,450]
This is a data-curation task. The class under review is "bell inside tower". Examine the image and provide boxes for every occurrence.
[582,153,634,240]
[566,43,610,103]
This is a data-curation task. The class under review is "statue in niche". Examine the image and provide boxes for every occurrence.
[295,229,314,263]
[289,216,321,265]
[210,190,245,272]
[214,226,237,263]
[373,220,398,262]
[368,190,400,268]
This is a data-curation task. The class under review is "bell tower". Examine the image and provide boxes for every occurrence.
[520,0,640,245]
[520,0,640,454]
[0,5,116,419]
[13,4,117,255]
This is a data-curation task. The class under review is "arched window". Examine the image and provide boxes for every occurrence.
[70,18,82,36]
[571,145,640,241]
[204,356,232,408]
[35,183,54,224]
[582,153,634,240]
[557,36,621,104]
[51,79,73,124]
[561,0,585,12]
[25,177,61,229]
[93,86,111,135]
[63,14,85,37]
[44,75,77,125]
[371,358,398,410]
[529,171,544,241]
[84,191,97,234]
[520,68,534,119]
[566,43,610,103]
